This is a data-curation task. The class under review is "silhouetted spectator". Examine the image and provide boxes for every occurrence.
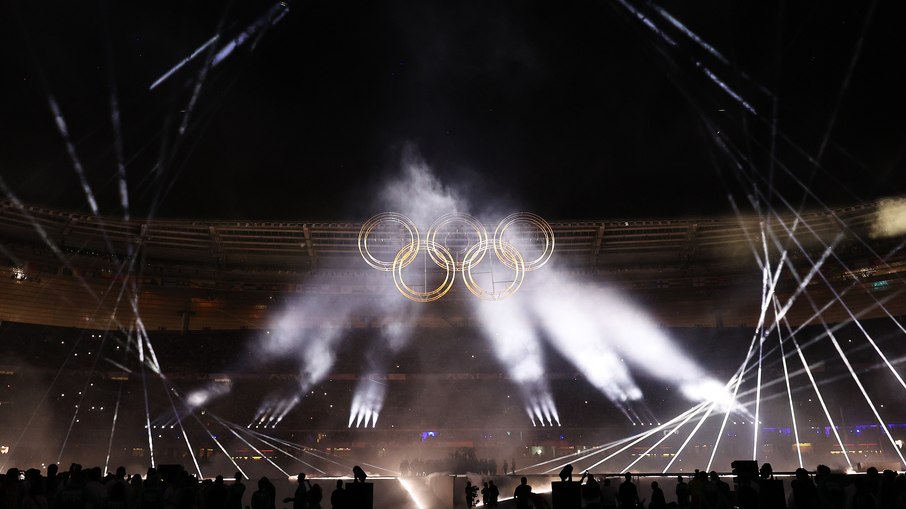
[225,473,244,509]
[852,478,877,509]
[282,474,310,509]
[618,473,638,509]
[581,473,601,507]
[601,478,617,509]
[481,482,489,507]
[789,468,819,509]
[249,479,271,509]
[57,467,85,509]
[815,465,846,509]
[675,476,690,508]
[709,472,731,509]
[205,476,227,509]
[649,481,665,509]
[106,480,128,509]
[329,480,345,509]
[488,480,499,507]
[139,470,162,509]
[20,472,48,509]
[307,484,322,509]
[514,477,532,509]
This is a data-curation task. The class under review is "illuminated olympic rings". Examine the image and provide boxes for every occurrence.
[358,212,419,271]
[358,212,554,302]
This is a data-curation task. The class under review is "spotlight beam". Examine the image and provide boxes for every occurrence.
[138,333,156,468]
[664,401,718,473]
[791,285,906,467]
[782,319,852,468]
[705,333,760,472]
[233,426,326,475]
[581,402,710,472]
[620,401,710,473]
[772,296,803,467]
[216,417,289,477]
[765,220,906,393]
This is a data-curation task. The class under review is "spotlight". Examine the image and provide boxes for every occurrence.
[352,465,367,483]
[558,464,573,482]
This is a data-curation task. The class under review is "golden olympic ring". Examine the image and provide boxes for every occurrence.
[462,239,525,301]
[391,241,456,303]
[493,212,555,272]
[425,212,489,272]
[358,212,554,302]
[358,212,419,272]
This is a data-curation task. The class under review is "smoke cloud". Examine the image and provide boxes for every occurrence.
[871,197,906,238]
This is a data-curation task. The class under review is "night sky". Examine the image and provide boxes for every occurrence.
[1,0,904,221]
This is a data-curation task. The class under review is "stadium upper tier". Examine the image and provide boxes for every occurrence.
[1,198,904,330]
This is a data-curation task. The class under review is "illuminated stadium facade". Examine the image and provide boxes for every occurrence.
[2,197,906,479]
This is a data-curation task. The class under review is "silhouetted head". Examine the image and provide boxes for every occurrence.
[624,473,632,482]
[48,464,59,477]
[298,473,306,482]
[116,466,126,479]
[816,465,831,476]
[215,475,224,485]
[651,481,659,489]
[234,472,244,481]
[258,477,269,490]
[521,477,527,485]
[795,468,810,482]
[336,480,343,489]
[710,472,719,482]
[676,475,684,483]
[867,467,879,478]
[760,463,774,479]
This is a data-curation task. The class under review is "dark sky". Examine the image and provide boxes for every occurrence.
[1,0,904,221]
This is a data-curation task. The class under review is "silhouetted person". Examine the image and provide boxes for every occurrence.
[618,473,638,509]
[814,464,845,509]
[250,479,271,509]
[852,477,876,509]
[582,473,601,507]
[514,477,532,509]
[308,484,322,509]
[330,480,345,509]
[601,478,617,509]
[282,473,310,509]
[464,481,478,508]
[790,468,819,509]
[878,469,896,509]
[106,481,128,509]
[649,481,666,509]
[226,473,245,509]
[481,482,489,507]
[140,469,163,509]
[502,461,508,477]
[511,459,516,475]
[488,480,499,507]
[206,476,227,509]
[708,472,731,509]
[58,467,86,509]
[351,466,366,484]
[21,470,48,509]
[675,476,690,508]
